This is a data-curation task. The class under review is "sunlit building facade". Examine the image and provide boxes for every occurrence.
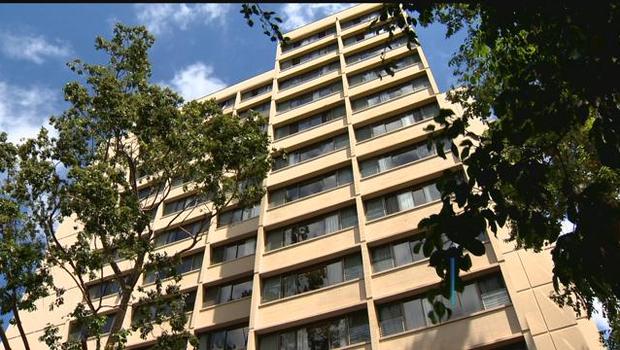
[6,3,602,350]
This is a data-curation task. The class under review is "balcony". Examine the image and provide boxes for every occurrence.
[352,86,435,126]
[371,242,498,300]
[377,305,521,350]
[342,30,394,56]
[237,96,272,114]
[278,46,340,79]
[273,116,346,151]
[256,279,366,330]
[278,33,337,61]
[202,254,255,284]
[261,227,359,273]
[194,297,251,330]
[265,184,355,226]
[272,91,344,125]
[364,201,443,243]
[142,269,202,293]
[348,64,425,98]
[354,113,437,155]
[344,45,413,74]
[358,154,461,196]
[276,69,341,101]
[267,147,350,188]
[211,216,259,245]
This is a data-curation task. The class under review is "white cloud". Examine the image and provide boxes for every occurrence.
[281,3,355,30]
[0,32,72,64]
[163,62,226,101]
[134,4,231,35]
[0,81,58,143]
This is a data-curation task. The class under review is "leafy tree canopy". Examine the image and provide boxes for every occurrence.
[247,1,620,344]
[1,23,270,350]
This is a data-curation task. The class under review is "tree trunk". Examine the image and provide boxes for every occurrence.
[10,304,30,350]
[0,325,13,350]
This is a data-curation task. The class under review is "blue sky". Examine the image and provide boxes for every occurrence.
[0,3,464,144]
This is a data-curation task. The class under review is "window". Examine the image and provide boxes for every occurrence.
[69,312,117,340]
[259,310,370,349]
[340,10,382,30]
[348,54,421,87]
[343,26,388,47]
[377,274,510,336]
[87,278,123,299]
[364,179,443,220]
[203,277,253,307]
[143,251,204,284]
[351,76,430,112]
[132,290,197,325]
[199,325,249,350]
[219,96,235,109]
[274,104,345,140]
[154,217,210,248]
[266,206,357,251]
[280,43,338,71]
[359,137,450,177]
[355,103,439,141]
[345,35,409,65]
[279,60,340,91]
[239,101,271,118]
[217,204,261,227]
[281,27,336,53]
[261,253,362,302]
[241,84,272,101]
[273,133,349,170]
[370,236,427,272]
[211,237,256,264]
[276,82,342,113]
[163,193,209,216]
[137,184,164,201]
[269,167,353,207]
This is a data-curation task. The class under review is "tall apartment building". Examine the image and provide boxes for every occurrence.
[5,4,603,350]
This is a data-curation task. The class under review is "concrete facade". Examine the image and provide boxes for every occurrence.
[5,3,602,350]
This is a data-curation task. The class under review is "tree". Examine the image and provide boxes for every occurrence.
[0,134,53,350]
[245,1,620,343]
[2,23,270,350]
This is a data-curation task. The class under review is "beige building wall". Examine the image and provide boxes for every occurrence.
[5,3,602,350]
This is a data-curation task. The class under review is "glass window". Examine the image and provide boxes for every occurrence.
[344,254,363,280]
[402,299,427,330]
[371,245,393,272]
[393,241,413,266]
[259,310,369,349]
[241,84,272,101]
[341,10,381,30]
[365,197,385,220]
[265,207,357,251]
[277,82,342,113]
[261,253,362,302]
[355,103,439,142]
[279,61,340,91]
[211,237,256,264]
[345,35,409,65]
[281,27,336,53]
[280,43,338,71]
[217,203,260,227]
[351,76,430,112]
[273,133,349,170]
[262,278,281,302]
[379,304,404,336]
[200,325,249,350]
[478,275,510,309]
